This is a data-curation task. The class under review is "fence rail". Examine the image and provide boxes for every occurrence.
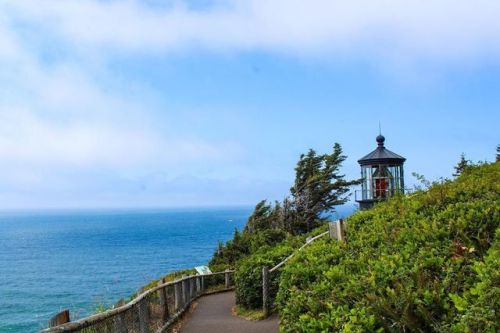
[269,230,329,273]
[41,270,234,333]
[262,219,346,317]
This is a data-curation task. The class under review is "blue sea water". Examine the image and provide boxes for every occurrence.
[0,207,252,333]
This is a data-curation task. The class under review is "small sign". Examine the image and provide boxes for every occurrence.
[195,266,212,275]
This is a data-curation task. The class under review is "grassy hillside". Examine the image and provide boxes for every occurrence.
[277,162,499,332]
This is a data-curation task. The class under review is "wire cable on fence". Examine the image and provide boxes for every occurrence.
[263,220,346,317]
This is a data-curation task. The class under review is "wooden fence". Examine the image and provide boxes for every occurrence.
[41,270,234,333]
[262,219,346,317]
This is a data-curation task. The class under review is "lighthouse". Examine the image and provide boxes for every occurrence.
[355,134,406,209]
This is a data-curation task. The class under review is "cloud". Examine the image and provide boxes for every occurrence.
[0,0,498,208]
[0,5,238,171]
[3,0,500,62]
[0,26,237,187]
[0,105,237,169]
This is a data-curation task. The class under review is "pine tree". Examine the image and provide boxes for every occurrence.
[245,200,273,233]
[453,153,470,177]
[289,143,359,234]
[210,142,358,267]
[279,197,294,233]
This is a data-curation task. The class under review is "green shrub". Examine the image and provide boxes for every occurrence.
[248,229,288,253]
[277,162,499,332]
[234,225,329,310]
[235,243,295,309]
[210,228,289,268]
[451,229,499,332]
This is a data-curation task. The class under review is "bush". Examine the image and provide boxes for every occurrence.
[234,225,329,310]
[235,243,295,309]
[451,229,499,332]
[248,229,288,253]
[210,228,289,268]
[277,162,499,332]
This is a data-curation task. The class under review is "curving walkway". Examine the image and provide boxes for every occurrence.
[178,291,279,333]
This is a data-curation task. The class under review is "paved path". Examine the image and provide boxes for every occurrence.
[179,292,279,333]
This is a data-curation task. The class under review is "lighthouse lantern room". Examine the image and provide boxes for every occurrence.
[356,134,406,209]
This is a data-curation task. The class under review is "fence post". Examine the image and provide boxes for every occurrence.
[225,269,230,288]
[183,277,190,305]
[329,219,345,241]
[158,280,169,322]
[262,266,270,318]
[174,281,182,311]
[138,300,150,333]
[48,309,70,328]
[190,276,196,300]
[328,221,336,239]
[113,312,126,333]
[337,219,345,241]
[196,276,201,296]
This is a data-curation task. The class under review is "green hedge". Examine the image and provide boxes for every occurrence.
[210,228,289,268]
[233,229,319,310]
[277,162,499,332]
[451,230,499,332]
[234,244,292,309]
[233,225,330,310]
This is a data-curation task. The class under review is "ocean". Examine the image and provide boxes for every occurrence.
[0,207,251,333]
[0,205,356,333]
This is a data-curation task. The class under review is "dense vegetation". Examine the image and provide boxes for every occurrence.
[234,226,328,309]
[209,145,498,332]
[209,143,357,270]
[277,162,499,332]
[209,143,357,310]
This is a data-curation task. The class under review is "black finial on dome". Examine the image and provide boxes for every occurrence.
[376,134,385,147]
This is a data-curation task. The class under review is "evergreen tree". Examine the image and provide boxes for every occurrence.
[289,143,358,233]
[210,228,250,267]
[231,229,248,256]
[210,142,357,267]
[269,200,282,230]
[453,153,470,177]
[245,200,273,233]
[279,197,294,233]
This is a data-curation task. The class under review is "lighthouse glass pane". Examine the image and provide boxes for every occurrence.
[372,165,393,199]
[361,166,371,200]
[386,165,404,194]
[360,163,405,202]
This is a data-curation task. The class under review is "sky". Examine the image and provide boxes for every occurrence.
[0,0,499,209]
